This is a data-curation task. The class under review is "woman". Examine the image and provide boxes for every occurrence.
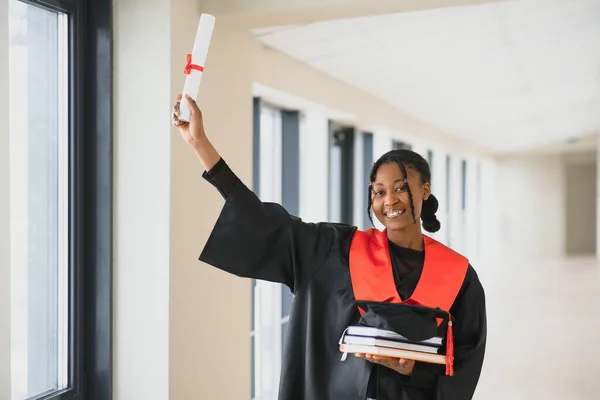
[172,94,487,400]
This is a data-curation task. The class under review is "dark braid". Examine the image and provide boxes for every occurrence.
[396,161,416,223]
[367,149,441,233]
[367,184,375,227]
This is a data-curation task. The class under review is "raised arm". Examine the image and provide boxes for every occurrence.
[172,95,354,292]
[172,94,221,172]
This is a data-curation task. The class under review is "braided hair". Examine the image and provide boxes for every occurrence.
[367,149,441,233]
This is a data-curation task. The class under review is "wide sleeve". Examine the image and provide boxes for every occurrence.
[435,265,487,400]
[198,159,354,293]
[401,361,444,389]
[202,158,241,200]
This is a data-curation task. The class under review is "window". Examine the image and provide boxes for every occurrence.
[476,161,481,249]
[445,155,451,246]
[251,100,301,400]
[253,103,283,400]
[328,123,342,223]
[392,140,412,150]
[461,159,467,211]
[328,123,355,225]
[8,0,112,398]
[280,109,300,356]
[427,150,433,167]
[9,3,70,398]
[427,150,433,185]
[258,105,283,203]
[363,132,374,229]
[446,155,451,214]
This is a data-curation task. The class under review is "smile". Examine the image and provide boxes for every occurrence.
[384,209,405,219]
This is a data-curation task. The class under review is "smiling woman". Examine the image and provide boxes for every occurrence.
[368,149,441,250]
[172,94,487,400]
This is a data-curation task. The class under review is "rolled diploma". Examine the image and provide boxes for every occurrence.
[179,13,215,122]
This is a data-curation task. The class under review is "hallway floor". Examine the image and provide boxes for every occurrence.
[475,256,600,399]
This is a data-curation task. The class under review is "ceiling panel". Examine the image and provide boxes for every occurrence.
[252,0,600,153]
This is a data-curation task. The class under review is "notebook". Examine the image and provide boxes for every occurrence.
[339,325,446,365]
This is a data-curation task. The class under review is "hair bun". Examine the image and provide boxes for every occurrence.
[421,194,441,233]
[422,217,441,233]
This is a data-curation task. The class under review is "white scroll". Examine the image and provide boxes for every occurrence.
[179,13,215,122]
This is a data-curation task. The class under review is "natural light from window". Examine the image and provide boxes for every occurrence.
[9,0,70,398]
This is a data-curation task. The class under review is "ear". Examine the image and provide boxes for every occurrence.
[422,182,431,201]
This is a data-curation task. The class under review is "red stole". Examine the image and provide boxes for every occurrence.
[348,228,469,376]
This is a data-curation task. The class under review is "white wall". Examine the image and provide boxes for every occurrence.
[0,0,11,395]
[565,154,596,256]
[497,154,566,259]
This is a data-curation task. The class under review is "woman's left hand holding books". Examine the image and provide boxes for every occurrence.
[355,353,416,376]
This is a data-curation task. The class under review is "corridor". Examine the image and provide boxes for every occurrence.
[478,256,600,399]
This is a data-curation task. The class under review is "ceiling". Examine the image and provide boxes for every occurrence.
[252,0,600,154]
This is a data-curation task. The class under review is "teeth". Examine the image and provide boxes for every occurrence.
[385,210,404,218]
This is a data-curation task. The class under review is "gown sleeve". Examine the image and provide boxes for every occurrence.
[435,265,487,399]
[199,158,353,293]
[202,157,241,200]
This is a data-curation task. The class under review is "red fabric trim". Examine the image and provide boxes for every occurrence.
[348,228,468,376]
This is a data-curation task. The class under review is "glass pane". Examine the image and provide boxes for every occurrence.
[281,289,293,318]
[250,336,255,400]
[362,133,374,230]
[427,150,433,186]
[461,159,467,210]
[445,155,451,213]
[259,106,282,204]
[251,279,257,331]
[9,1,70,399]
[445,155,451,246]
[255,282,278,400]
[254,104,284,400]
[329,140,342,223]
[281,321,289,357]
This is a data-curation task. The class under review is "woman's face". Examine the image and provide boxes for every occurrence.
[371,162,430,232]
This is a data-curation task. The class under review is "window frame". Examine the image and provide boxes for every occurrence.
[461,159,467,211]
[9,0,113,399]
[362,132,374,230]
[328,122,355,225]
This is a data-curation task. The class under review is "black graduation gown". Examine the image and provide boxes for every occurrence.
[199,159,487,400]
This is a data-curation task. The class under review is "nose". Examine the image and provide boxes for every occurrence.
[384,192,400,207]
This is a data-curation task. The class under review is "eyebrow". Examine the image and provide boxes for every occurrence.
[372,178,407,187]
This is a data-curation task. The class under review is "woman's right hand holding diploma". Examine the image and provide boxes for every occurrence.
[172,93,221,172]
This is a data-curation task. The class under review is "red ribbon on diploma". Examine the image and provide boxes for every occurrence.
[184,53,204,75]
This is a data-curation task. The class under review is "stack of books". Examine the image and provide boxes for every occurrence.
[338,325,446,365]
